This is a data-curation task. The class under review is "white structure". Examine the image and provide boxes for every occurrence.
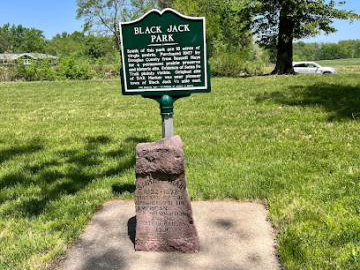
[0,53,57,66]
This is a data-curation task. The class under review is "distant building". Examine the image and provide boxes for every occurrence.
[0,53,57,66]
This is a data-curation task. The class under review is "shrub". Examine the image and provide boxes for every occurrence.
[0,67,16,81]
[56,56,92,80]
[91,53,121,79]
[210,45,269,77]
[14,60,57,81]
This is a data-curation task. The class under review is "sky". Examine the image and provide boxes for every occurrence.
[0,0,359,43]
[0,0,83,39]
[300,1,360,43]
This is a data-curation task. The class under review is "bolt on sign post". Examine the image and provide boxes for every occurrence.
[119,8,211,138]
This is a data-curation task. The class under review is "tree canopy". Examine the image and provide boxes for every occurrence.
[46,31,115,60]
[2,0,359,79]
[76,0,157,49]
[171,0,252,55]
[0,24,47,53]
[294,40,360,61]
[251,0,359,74]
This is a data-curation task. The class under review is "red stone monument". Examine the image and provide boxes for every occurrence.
[134,135,200,252]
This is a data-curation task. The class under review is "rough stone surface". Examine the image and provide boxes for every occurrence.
[56,201,281,270]
[135,135,199,252]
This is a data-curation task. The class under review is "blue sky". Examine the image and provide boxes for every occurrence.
[301,1,360,43]
[0,0,359,43]
[0,0,83,39]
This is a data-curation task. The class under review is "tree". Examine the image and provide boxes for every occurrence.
[173,0,253,57]
[47,31,86,56]
[338,39,359,58]
[172,0,265,76]
[15,27,47,53]
[76,0,156,50]
[319,43,344,59]
[84,35,115,59]
[0,24,47,53]
[0,24,11,53]
[251,0,359,74]
[47,31,116,61]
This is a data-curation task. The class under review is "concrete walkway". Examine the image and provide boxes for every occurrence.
[56,201,281,270]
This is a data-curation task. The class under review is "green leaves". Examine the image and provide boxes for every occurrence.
[249,0,359,74]
[0,24,47,54]
[76,0,158,49]
[252,0,359,46]
[173,0,253,56]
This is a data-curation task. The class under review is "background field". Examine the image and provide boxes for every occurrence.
[1,72,360,269]
[266,58,360,74]
[318,58,360,73]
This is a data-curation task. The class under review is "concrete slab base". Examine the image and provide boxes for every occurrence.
[56,201,281,270]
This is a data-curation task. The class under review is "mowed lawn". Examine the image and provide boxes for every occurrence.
[1,73,360,270]
[318,58,360,74]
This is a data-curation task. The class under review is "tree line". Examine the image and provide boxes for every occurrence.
[293,40,360,61]
[76,0,359,74]
[0,25,121,81]
[0,0,359,80]
[0,24,116,60]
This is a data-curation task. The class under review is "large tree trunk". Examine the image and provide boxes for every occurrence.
[272,6,295,75]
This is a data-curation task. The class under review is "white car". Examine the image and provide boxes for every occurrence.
[293,62,336,74]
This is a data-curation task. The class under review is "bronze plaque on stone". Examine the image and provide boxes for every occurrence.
[135,136,199,252]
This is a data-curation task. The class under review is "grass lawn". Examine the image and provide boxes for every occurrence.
[0,73,360,269]
[318,58,360,74]
[266,58,360,74]
[318,58,360,66]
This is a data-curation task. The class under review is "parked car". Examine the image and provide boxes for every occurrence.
[293,62,337,74]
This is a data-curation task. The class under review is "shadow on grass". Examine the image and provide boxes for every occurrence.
[112,183,136,195]
[0,139,43,165]
[256,83,360,121]
[0,135,150,217]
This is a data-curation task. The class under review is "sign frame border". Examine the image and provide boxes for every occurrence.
[119,8,210,96]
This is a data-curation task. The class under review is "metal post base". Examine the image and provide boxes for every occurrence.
[162,115,174,138]
[143,94,190,139]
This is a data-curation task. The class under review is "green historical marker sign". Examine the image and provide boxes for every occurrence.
[119,9,211,138]
[120,8,211,96]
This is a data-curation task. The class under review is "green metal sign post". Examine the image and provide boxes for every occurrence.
[120,8,211,138]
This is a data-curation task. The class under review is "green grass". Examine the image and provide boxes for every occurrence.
[317,58,360,74]
[1,74,360,269]
[266,58,360,74]
[318,58,360,66]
